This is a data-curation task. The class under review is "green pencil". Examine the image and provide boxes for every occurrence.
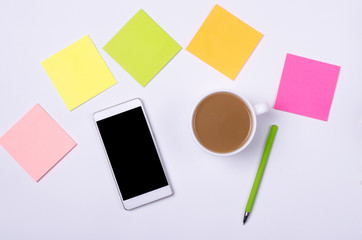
[243,125,278,225]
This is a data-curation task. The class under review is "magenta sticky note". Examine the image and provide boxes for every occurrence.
[274,54,341,121]
[0,104,76,181]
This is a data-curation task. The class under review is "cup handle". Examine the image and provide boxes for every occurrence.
[253,102,270,116]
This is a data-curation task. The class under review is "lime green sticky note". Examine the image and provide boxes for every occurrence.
[103,9,182,87]
[42,35,117,110]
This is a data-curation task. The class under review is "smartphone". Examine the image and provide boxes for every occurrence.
[93,98,173,210]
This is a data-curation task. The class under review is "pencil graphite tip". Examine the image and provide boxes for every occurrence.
[243,212,249,225]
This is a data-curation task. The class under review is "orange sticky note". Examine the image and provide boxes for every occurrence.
[0,104,76,181]
[187,4,263,80]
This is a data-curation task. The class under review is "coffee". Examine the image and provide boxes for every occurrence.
[192,92,253,153]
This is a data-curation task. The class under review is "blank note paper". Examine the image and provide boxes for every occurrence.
[274,54,341,121]
[42,35,117,110]
[186,4,263,80]
[0,104,76,181]
[103,9,182,87]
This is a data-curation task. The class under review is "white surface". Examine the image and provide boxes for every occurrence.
[0,0,362,239]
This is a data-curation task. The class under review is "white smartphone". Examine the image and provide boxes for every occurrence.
[93,98,173,210]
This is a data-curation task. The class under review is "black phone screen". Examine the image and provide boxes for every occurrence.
[96,106,168,200]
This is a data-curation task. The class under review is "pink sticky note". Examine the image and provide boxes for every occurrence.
[0,104,76,181]
[274,54,341,121]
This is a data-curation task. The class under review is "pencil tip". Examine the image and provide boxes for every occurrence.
[243,212,249,225]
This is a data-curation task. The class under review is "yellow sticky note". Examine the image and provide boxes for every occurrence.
[186,5,263,80]
[42,35,117,110]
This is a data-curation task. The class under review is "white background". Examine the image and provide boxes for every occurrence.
[1,0,362,239]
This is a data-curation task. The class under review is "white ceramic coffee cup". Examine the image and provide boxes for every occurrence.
[191,90,269,156]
